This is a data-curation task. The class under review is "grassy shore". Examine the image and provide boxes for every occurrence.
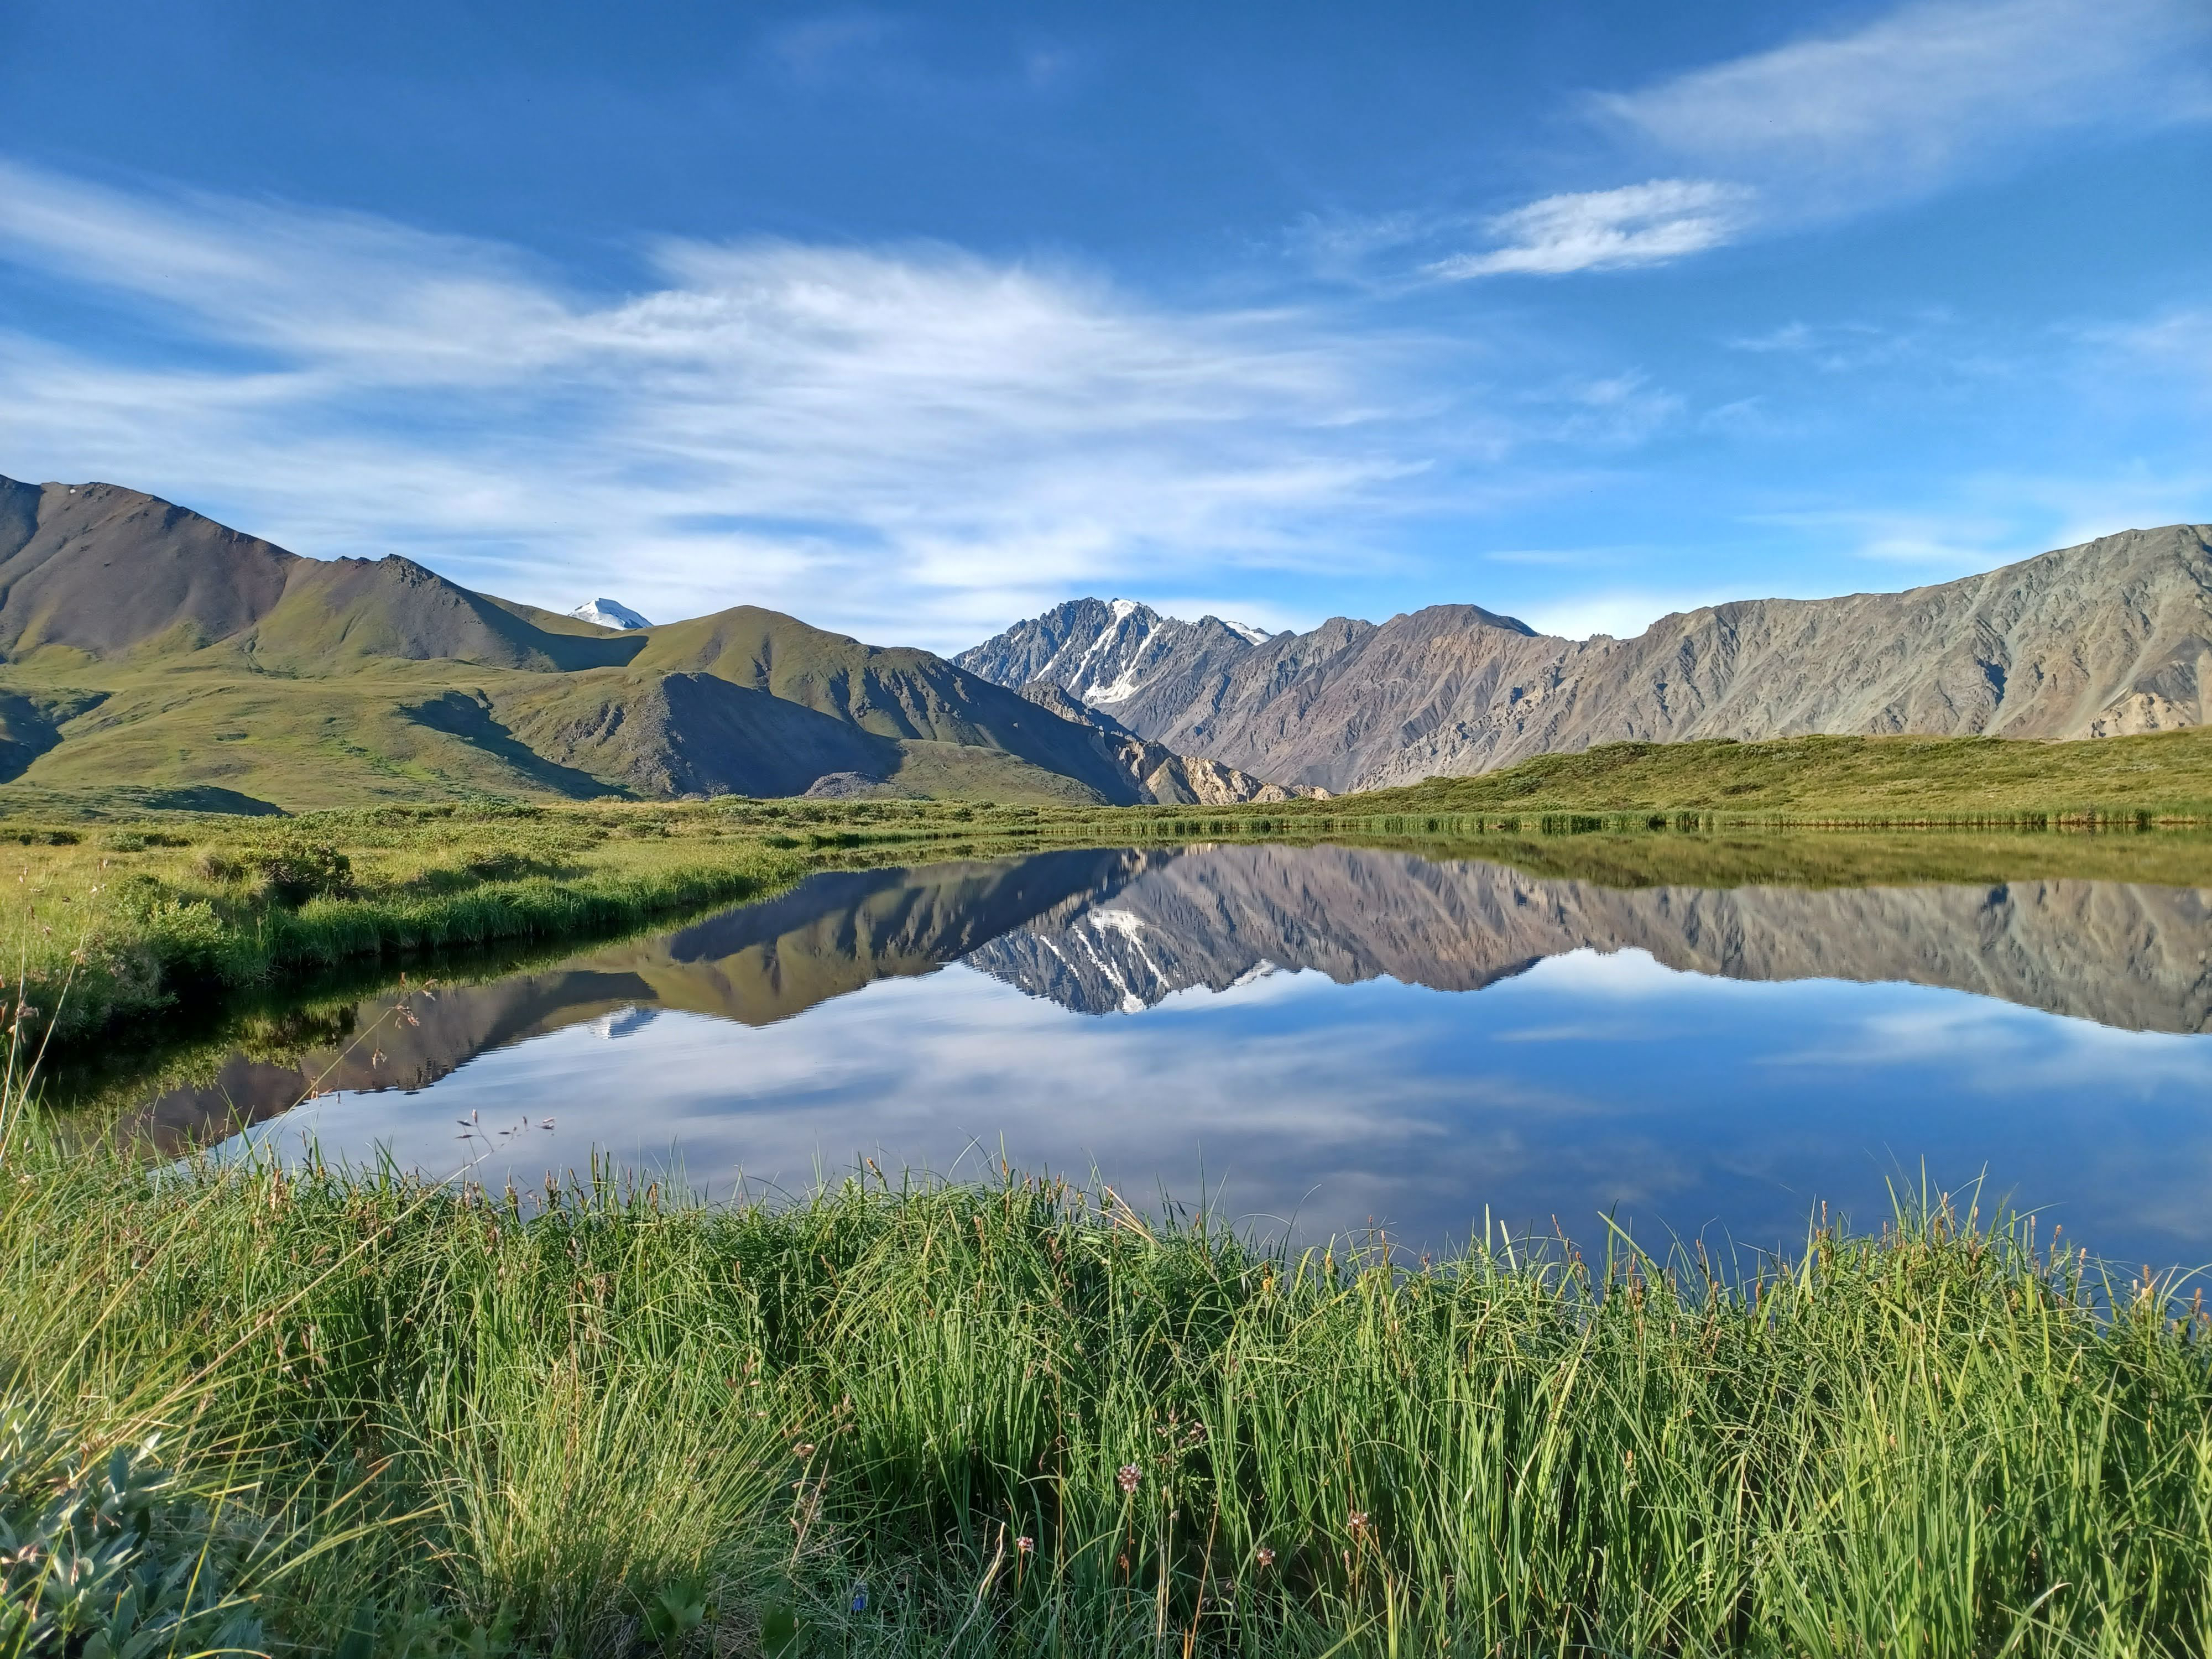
[2,780,2210,1053]
[1288,728,2212,822]
[3,1098,2207,1658]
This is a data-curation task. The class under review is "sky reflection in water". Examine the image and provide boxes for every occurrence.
[170,845,2212,1266]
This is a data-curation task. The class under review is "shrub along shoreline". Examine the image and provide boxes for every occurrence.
[3,1105,2207,1658]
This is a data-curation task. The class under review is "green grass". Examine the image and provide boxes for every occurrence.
[1295,729,2212,822]
[3,1094,2208,1657]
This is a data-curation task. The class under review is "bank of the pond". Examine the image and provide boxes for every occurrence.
[8,792,2212,1052]
[4,1108,2208,1658]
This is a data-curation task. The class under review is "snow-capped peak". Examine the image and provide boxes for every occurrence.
[570,597,651,630]
[1224,619,1271,645]
[1108,597,1139,623]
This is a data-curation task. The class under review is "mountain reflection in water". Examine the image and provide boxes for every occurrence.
[130,844,2212,1261]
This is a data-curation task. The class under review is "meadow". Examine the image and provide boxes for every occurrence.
[2,1094,2207,1658]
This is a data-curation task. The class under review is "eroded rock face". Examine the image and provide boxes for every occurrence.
[958,599,1275,711]
[961,526,2212,791]
[1016,680,1327,805]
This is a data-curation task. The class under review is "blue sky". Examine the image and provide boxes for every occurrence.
[1,0,2207,650]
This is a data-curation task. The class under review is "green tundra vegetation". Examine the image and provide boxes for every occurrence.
[1287,727,2212,822]
[3,1105,2207,1658]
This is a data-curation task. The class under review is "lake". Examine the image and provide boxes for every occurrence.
[114,841,2212,1266]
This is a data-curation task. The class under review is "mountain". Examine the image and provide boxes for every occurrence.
[959,526,2212,791]
[956,843,2212,1032]
[956,597,1277,712]
[0,473,1295,811]
[1016,680,1328,805]
[571,598,649,629]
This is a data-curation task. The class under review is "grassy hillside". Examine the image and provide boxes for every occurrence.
[0,477,1154,809]
[630,607,1141,795]
[1259,728,2212,822]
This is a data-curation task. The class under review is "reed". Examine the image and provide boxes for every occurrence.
[3,1082,2208,1657]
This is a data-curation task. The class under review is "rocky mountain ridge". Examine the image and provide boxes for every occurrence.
[955,597,1276,710]
[1016,680,1329,805]
[960,526,2212,791]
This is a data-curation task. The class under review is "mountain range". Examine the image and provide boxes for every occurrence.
[0,474,1306,812]
[957,525,2212,792]
[8,467,2206,811]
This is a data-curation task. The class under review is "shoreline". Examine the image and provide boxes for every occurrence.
[5,797,2211,1055]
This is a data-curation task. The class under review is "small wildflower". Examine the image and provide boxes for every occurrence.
[1256,1546,1276,1569]
[1117,1463,1141,1494]
[793,1442,816,1459]
[1348,1510,1370,1536]
[850,1582,868,1613]
[1016,1535,1034,1554]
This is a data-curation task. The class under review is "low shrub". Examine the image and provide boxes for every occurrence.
[240,837,355,906]
[0,1399,265,1658]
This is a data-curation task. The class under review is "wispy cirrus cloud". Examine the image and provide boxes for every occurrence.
[1415,0,2211,281]
[1428,179,1755,280]
[1594,0,2210,210]
[0,159,1469,649]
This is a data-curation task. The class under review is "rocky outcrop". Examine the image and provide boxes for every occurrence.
[957,598,1275,710]
[1017,681,1327,805]
[961,526,2212,792]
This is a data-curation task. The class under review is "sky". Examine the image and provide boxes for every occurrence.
[1,0,2208,651]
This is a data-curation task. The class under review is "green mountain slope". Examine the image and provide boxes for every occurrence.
[237,555,645,674]
[629,606,1142,796]
[0,473,1165,812]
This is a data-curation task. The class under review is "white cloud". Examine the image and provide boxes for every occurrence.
[1430,180,1755,279]
[1422,0,2209,283]
[0,159,1448,650]
[1592,0,2211,213]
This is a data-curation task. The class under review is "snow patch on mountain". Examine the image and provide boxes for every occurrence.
[1084,665,1149,705]
[571,597,651,629]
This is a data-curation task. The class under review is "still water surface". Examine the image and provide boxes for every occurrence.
[127,844,2212,1264]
